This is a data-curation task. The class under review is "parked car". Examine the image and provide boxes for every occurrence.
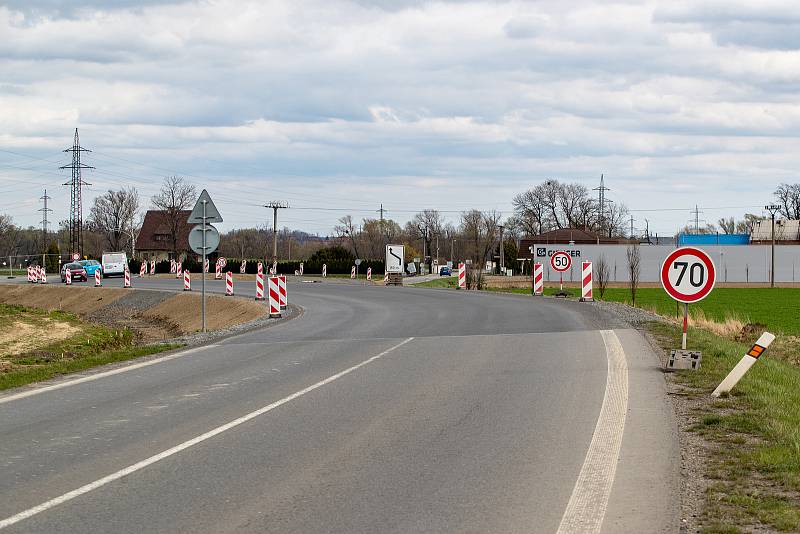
[439,266,452,276]
[60,262,87,282]
[101,251,127,278]
[80,259,102,278]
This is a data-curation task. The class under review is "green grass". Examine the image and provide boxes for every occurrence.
[413,277,459,288]
[649,322,800,531]
[0,304,178,391]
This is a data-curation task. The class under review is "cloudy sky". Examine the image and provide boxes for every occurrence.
[1,0,798,236]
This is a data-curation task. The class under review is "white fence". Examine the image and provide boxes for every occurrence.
[523,244,800,283]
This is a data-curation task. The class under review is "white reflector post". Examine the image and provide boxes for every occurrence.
[712,332,775,397]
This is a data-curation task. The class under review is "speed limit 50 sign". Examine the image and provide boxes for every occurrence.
[661,247,716,303]
[550,251,572,273]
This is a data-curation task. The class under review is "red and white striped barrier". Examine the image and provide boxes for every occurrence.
[65,268,72,285]
[139,262,146,277]
[183,270,191,291]
[580,261,593,302]
[94,269,102,287]
[225,271,233,296]
[255,262,264,300]
[204,258,209,273]
[351,266,356,279]
[124,268,131,288]
[170,259,176,274]
[322,264,327,278]
[34,266,40,283]
[27,266,33,283]
[458,263,466,289]
[278,275,287,309]
[240,260,246,274]
[176,261,182,278]
[533,262,543,295]
[366,267,372,281]
[215,261,222,280]
[268,276,281,317]
[150,260,156,276]
[40,268,47,284]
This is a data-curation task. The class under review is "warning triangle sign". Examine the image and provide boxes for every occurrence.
[187,189,223,224]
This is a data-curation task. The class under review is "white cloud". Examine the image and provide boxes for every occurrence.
[0,0,798,235]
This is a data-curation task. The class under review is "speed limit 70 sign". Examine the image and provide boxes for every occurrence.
[661,247,716,303]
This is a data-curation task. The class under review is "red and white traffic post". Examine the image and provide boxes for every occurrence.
[458,262,466,289]
[41,268,47,284]
[204,258,209,274]
[225,271,233,296]
[94,269,102,287]
[139,262,146,277]
[124,267,131,288]
[661,247,716,350]
[183,270,191,291]
[240,260,246,274]
[255,262,265,301]
[215,260,222,280]
[322,264,327,278]
[268,276,281,318]
[366,267,372,281]
[533,262,543,295]
[351,266,356,279]
[176,261,182,278]
[65,268,72,285]
[27,266,32,283]
[713,332,776,397]
[170,259,176,274]
[150,260,155,276]
[580,261,593,302]
[278,275,287,309]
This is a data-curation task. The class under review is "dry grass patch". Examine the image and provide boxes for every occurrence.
[0,319,78,359]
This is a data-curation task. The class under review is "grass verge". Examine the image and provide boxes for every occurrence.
[0,304,178,391]
[648,322,800,532]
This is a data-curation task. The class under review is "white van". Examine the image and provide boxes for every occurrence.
[101,251,127,278]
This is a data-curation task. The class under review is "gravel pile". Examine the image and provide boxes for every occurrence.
[87,289,173,323]
[590,299,670,327]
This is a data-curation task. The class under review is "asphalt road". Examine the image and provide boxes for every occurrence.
[0,276,679,533]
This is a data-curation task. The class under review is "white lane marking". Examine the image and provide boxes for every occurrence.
[0,345,216,405]
[556,330,629,534]
[0,337,414,530]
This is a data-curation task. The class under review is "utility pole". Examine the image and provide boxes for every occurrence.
[690,205,703,233]
[264,201,289,265]
[451,239,455,264]
[498,224,505,274]
[593,174,610,232]
[629,216,635,240]
[60,128,93,257]
[766,204,780,288]
[39,190,52,268]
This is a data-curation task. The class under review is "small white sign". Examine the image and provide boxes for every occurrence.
[386,245,404,273]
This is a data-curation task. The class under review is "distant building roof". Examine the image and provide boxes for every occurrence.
[136,210,192,252]
[678,233,750,246]
[522,228,632,245]
[750,219,800,243]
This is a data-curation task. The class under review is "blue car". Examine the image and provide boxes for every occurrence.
[80,259,103,278]
[439,266,452,276]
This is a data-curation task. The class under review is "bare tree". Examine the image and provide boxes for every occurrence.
[333,215,361,259]
[774,183,800,220]
[717,217,735,234]
[626,244,641,307]
[151,176,197,259]
[595,254,610,299]
[89,187,140,253]
[412,209,443,269]
[459,209,501,289]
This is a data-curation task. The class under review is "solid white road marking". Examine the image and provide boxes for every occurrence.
[556,330,629,534]
[0,337,414,530]
[0,345,217,405]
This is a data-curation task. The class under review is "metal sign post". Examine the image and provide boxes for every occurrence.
[188,190,223,334]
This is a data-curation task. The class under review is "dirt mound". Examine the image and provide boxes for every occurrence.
[735,323,769,343]
[141,293,267,334]
[0,319,79,359]
[0,285,127,315]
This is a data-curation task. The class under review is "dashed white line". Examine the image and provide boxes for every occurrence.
[0,337,414,530]
[556,329,629,534]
